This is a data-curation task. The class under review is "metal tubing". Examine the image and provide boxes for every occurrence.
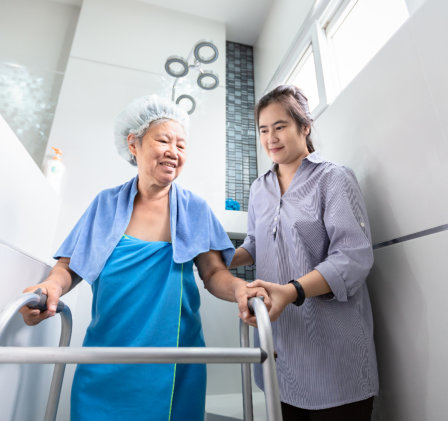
[240,319,254,421]
[249,297,283,421]
[0,292,72,421]
[0,292,41,342]
[0,347,264,364]
[0,294,280,421]
[44,305,72,421]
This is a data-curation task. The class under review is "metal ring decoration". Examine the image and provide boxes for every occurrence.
[197,71,219,90]
[193,40,219,64]
[176,94,196,115]
[164,55,189,78]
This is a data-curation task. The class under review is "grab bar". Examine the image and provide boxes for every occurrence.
[248,297,282,421]
[0,347,264,364]
[0,295,281,421]
[240,319,253,421]
[0,289,72,421]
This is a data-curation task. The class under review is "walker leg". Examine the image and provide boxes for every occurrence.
[240,320,253,421]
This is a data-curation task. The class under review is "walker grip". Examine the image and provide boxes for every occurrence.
[27,288,64,313]
[248,295,264,315]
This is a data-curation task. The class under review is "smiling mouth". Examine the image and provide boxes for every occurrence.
[269,147,284,153]
[160,162,177,168]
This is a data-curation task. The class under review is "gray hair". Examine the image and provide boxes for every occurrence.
[114,94,190,166]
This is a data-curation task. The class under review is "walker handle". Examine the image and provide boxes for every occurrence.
[248,295,264,315]
[27,288,64,313]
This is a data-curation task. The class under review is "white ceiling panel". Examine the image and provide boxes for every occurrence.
[50,0,273,45]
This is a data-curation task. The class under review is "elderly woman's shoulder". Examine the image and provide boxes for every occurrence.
[92,179,135,205]
[173,183,209,209]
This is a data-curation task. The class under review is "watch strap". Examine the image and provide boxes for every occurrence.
[288,280,306,307]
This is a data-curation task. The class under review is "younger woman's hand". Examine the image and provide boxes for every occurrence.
[247,279,297,322]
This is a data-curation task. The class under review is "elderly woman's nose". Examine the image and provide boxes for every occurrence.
[165,143,178,157]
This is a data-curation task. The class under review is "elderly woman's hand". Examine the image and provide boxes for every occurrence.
[247,279,297,322]
[196,250,271,327]
[235,282,271,327]
[19,257,79,326]
[19,280,63,326]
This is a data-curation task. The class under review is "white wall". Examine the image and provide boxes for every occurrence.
[253,0,316,101]
[315,2,448,417]
[253,0,316,174]
[0,0,80,166]
[0,116,60,262]
[0,0,79,72]
[0,118,71,420]
[0,2,82,419]
[253,0,447,419]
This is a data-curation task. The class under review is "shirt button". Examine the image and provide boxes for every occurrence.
[273,227,277,234]
[360,222,365,228]
[274,216,278,221]
[276,206,280,211]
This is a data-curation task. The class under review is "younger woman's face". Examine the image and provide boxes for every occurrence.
[258,102,309,168]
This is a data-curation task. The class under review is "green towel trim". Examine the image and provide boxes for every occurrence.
[168,263,183,420]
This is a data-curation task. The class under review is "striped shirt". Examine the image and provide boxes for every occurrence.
[241,152,379,409]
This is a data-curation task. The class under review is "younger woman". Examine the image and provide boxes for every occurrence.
[231,85,378,421]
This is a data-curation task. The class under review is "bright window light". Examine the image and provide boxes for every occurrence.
[327,0,409,91]
[288,45,320,112]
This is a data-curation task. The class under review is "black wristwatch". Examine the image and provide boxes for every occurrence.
[288,280,306,307]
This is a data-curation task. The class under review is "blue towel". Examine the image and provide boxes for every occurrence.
[55,176,235,284]
[70,238,206,420]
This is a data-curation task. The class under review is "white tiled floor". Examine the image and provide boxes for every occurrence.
[206,392,267,421]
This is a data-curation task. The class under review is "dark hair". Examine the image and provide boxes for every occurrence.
[254,84,315,153]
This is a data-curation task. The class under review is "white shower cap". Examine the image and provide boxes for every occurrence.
[114,94,190,166]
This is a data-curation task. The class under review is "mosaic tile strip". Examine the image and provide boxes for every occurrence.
[229,238,256,282]
[226,42,258,212]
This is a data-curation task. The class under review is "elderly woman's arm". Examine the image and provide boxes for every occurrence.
[20,257,81,326]
[195,250,270,326]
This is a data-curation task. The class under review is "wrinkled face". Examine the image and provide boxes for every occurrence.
[128,119,187,187]
[258,102,309,167]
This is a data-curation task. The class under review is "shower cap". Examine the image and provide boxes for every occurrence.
[114,94,190,166]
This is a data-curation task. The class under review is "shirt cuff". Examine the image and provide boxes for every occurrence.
[314,260,348,302]
[240,241,256,264]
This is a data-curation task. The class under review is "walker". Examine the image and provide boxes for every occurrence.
[0,290,282,421]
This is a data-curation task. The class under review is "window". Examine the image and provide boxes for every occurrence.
[287,45,320,112]
[281,0,410,117]
[325,0,409,91]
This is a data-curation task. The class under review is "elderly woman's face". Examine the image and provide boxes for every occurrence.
[128,119,187,187]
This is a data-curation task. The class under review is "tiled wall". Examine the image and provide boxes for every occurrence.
[225,41,257,212]
[229,238,256,281]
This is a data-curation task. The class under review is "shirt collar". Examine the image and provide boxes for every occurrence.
[267,151,325,174]
[305,151,324,164]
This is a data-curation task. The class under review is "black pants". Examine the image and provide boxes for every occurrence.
[281,397,374,421]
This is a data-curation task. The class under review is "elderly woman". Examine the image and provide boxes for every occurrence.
[20,95,268,421]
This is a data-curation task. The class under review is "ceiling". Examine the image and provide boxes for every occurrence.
[51,0,274,46]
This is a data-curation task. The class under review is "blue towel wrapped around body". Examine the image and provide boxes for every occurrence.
[55,176,235,283]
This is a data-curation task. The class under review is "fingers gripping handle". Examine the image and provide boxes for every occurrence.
[248,295,264,315]
[27,288,64,313]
